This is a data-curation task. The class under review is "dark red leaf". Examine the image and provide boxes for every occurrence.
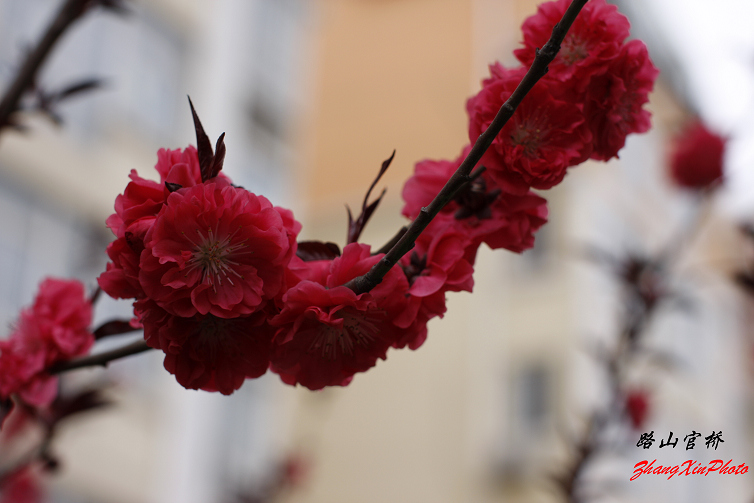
[346,150,395,244]
[296,241,341,262]
[188,97,214,181]
[209,132,226,179]
[346,205,354,234]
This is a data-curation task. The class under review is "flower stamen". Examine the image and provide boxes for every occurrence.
[185,227,249,292]
[309,309,383,360]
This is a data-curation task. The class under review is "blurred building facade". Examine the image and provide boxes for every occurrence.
[0,1,751,503]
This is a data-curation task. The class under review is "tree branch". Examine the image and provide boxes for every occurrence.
[48,340,152,375]
[344,0,589,294]
[0,0,100,131]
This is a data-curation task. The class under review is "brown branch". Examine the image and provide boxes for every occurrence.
[48,340,152,375]
[558,271,661,502]
[0,0,100,131]
[344,0,590,294]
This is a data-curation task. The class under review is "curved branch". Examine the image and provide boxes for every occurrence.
[48,340,152,375]
[344,0,589,294]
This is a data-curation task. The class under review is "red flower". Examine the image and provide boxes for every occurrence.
[0,279,93,407]
[402,146,549,253]
[269,243,409,390]
[584,40,659,160]
[99,236,144,300]
[669,120,726,189]
[625,390,650,430]
[280,255,332,297]
[153,146,202,185]
[136,300,273,395]
[514,0,630,87]
[139,182,298,318]
[393,219,476,349]
[99,146,231,301]
[467,64,591,194]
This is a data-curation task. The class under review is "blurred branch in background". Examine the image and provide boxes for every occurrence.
[556,249,670,502]
[0,0,126,133]
[556,116,729,502]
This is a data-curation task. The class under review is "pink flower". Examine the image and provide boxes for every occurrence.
[139,182,298,318]
[136,300,274,395]
[269,243,409,390]
[393,219,475,349]
[0,279,93,407]
[467,64,592,194]
[668,120,726,189]
[584,40,659,160]
[514,0,630,87]
[402,146,549,253]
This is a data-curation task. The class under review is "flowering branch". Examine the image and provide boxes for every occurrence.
[0,0,124,131]
[556,252,668,502]
[48,340,151,375]
[343,0,589,294]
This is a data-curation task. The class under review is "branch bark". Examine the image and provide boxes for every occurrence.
[0,0,98,131]
[344,0,590,294]
[48,340,152,375]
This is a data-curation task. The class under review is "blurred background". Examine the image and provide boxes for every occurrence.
[0,0,753,502]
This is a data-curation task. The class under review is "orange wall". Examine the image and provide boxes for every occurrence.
[303,0,474,210]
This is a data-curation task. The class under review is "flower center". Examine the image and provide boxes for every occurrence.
[185,226,248,291]
[560,33,589,65]
[309,309,382,360]
[510,110,549,157]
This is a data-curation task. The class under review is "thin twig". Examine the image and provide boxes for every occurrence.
[48,340,152,375]
[0,0,97,131]
[375,226,408,255]
[343,0,589,294]
[558,271,660,502]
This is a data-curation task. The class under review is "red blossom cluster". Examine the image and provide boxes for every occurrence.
[97,144,302,393]
[464,0,658,195]
[397,0,657,367]
[0,0,660,397]
[77,0,662,394]
[0,279,94,407]
[96,133,485,391]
